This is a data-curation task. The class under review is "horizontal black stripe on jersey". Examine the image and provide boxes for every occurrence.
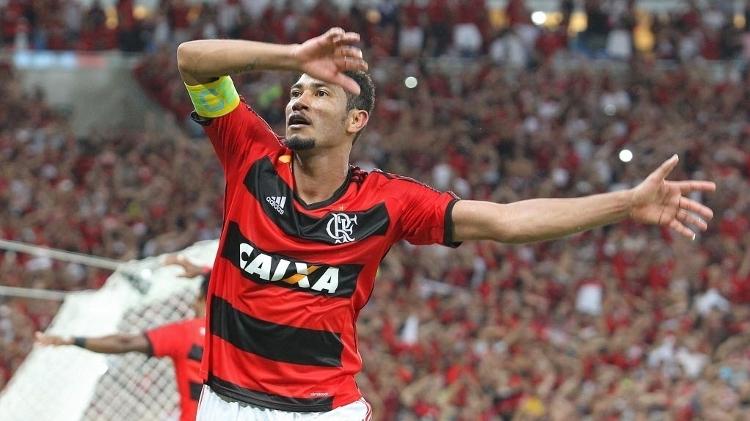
[211,295,343,367]
[244,157,389,245]
[189,381,203,401]
[208,374,333,412]
[187,344,203,362]
[221,221,361,298]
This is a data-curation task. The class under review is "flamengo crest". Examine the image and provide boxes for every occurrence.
[326,213,358,244]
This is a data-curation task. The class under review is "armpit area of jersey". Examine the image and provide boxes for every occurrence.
[191,111,212,126]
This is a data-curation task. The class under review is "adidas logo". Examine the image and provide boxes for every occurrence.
[266,196,286,214]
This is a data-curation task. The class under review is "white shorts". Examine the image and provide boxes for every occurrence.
[196,385,372,421]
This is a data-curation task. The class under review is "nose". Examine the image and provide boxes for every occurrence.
[290,92,310,112]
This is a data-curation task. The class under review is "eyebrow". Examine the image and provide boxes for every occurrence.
[290,82,335,93]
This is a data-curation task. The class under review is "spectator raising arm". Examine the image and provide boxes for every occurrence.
[452,155,716,243]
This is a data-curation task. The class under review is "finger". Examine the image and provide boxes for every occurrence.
[333,32,361,46]
[651,154,679,180]
[676,209,708,231]
[325,27,345,39]
[669,219,696,240]
[679,197,714,220]
[670,180,716,193]
[331,73,361,95]
[336,46,363,59]
[334,56,369,72]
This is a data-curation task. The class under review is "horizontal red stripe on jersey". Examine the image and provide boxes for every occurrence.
[207,335,361,411]
[210,295,343,367]
[212,276,356,332]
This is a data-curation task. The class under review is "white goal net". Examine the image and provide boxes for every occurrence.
[0,240,218,421]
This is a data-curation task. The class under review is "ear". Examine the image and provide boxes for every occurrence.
[346,109,369,136]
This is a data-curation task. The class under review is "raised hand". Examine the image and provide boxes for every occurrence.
[629,155,716,239]
[291,28,368,94]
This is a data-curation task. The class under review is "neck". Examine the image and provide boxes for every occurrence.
[293,146,351,205]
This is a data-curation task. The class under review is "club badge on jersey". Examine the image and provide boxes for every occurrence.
[326,213,358,244]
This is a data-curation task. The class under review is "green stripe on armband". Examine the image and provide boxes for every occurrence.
[185,76,241,118]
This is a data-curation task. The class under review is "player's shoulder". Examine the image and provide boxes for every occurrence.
[153,318,204,343]
[350,166,390,189]
[363,168,442,194]
[189,316,206,329]
[152,319,185,332]
[157,318,198,332]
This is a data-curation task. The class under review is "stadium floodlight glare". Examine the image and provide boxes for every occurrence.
[404,76,418,89]
[619,149,633,163]
[531,11,547,26]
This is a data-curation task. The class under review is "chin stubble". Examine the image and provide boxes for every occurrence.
[283,136,316,151]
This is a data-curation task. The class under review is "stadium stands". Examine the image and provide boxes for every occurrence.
[2,0,749,61]
[2,0,750,419]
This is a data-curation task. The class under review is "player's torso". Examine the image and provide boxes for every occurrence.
[172,319,205,421]
[177,318,205,376]
[207,146,402,408]
[199,103,456,409]
[218,147,397,314]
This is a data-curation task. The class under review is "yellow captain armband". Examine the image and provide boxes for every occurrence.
[185,75,241,118]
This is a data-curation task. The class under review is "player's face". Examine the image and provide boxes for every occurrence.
[284,74,350,150]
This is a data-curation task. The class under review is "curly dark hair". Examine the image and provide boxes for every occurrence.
[343,71,375,144]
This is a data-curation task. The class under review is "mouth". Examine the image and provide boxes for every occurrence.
[287,114,311,130]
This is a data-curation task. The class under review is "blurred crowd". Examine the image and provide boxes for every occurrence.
[3,0,750,63]
[2,1,750,420]
[342,53,749,419]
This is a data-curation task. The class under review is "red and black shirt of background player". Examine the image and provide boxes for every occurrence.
[145,317,206,421]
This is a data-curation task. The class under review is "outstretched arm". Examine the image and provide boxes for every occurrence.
[453,155,716,243]
[35,332,150,354]
[176,28,368,92]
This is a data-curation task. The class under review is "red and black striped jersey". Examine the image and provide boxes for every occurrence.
[198,101,460,412]
[145,317,206,421]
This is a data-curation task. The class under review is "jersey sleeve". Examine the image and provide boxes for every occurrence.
[145,321,185,358]
[185,76,282,174]
[395,179,462,247]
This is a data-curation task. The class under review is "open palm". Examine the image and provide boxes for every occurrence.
[630,155,716,239]
[291,28,368,94]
